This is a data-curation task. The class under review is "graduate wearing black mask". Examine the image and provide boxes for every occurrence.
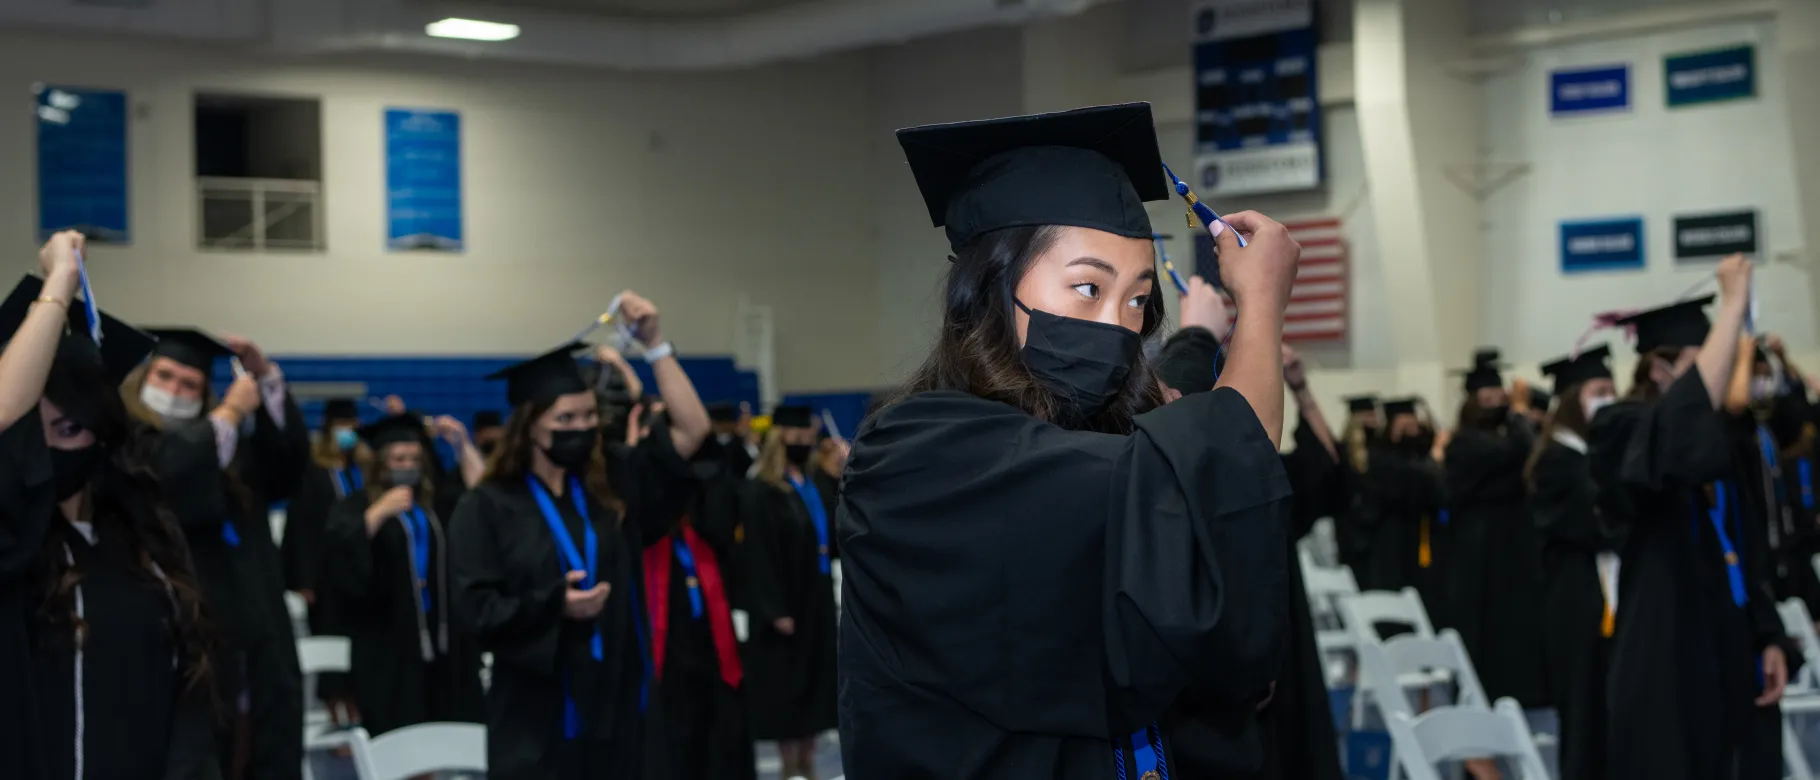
[0,237,219,780]
[837,103,1301,779]
[1441,351,1547,709]
[739,405,839,779]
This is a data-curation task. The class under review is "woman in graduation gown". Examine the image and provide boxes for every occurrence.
[318,414,484,735]
[124,322,310,779]
[1527,345,1621,780]
[837,103,1301,779]
[1351,398,1448,607]
[0,234,218,780]
[281,397,365,631]
[1441,355,1547,707]
[447,291,708,780]
[1591,254,1791,780]
[1335,395,1381,572]
[740,404,840,778]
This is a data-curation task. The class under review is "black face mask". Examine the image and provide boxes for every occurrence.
[1016,300,1142,417]
[544,429,597,471]
[51,445,105,501]
[478,440,497,457]
[785,443,815,467]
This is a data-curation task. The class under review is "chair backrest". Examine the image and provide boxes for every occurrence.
[365,722,487,780]
[305,727,378,780]
[298,636,351,675]
[1779,599,1820,694]
[1301,549,1360,603]
[1385,698,1552,780]
[285,591,310,628]
[1341,587,1436,642]
[1356,629,1487,717]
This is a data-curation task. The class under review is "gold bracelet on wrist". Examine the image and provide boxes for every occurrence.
[31,296,69,309]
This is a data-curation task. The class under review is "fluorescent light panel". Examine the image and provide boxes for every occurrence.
[426,18,520,42]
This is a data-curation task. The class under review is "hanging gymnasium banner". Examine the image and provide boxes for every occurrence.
[1665,45,1755,107]
[1560,217,1646,274]
[1191,0,1321,196]
[386,108,464,252]
[36,85,130,243]
[1550,65,1630,115]
[1674,210,1758,260]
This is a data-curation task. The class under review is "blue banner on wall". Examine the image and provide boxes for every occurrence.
[1550,65,1630,115]
[36,85,129,243]
[1666,45,1755,107]
[1560,217,1645,273]
[386,108,463,251]
[1191,0,1321,197]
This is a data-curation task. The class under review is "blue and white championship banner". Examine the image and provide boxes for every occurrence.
[1191,0,1321,196]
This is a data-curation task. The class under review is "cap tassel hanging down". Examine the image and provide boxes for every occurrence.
[1160,162,1247,249]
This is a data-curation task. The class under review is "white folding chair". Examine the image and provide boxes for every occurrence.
[1300,549,1361,684]
[1776,599,1820,780]
[306,726,376,780]
[366,722,487,780]
[1384,698,1552,780]
[298,636,351,742]
[1356,629,1487,715]
[1341,587,1438,642]
[286,591,311,635]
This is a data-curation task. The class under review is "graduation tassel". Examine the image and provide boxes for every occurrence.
[1418,516,1432,569]
[1600,602,1615,638]
[1151,233,1189,295]
[1160,163,1247,248]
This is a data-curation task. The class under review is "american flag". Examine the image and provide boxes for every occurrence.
[1197,217,1348,343]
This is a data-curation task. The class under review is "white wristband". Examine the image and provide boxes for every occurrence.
[643,341,675,362]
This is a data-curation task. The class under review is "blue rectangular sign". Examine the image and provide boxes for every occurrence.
[1550,65,1629,115]
[36,85,130,243]
[1666,45,1754,107]
[1560,217,1645,273]
[386,108,463,251]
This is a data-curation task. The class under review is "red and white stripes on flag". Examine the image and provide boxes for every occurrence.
[1221,217,1347,342]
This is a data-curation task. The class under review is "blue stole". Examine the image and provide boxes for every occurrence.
[673,538,705,619]
[1697,481,1749,608]
[334,465,364,498]
[1757,427,1786,507]
[403,507,431,614]
[788,474,832,575]
[527,475,603,740]
[1113,724,1169,780]
[1800,458,1815,512]
[221,520,241,548]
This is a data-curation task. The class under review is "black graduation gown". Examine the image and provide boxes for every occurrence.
[836,389,1291,779]
[1442,422,1548,706]
[281,463,360,636]
[651,501,757,780]
[144,400,309,780]
[447,426,694,780]
[1173,418,1346,780]
[1531,438,1617,780]
[0,408,219,780]
[1593,370,1788,780]
[1350,444,1446,613]
[738,471,839,740]
[320,492,484,736]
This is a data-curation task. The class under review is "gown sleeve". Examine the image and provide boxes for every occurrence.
[243,394,310,503]
[1619,367,1732,493]
[320,495,376,599]
[1105,387,1293,731]
[447,488,567,675]
[737,480,793,626]
[613,417,697,546]
[1283,417,1341,540]
[1529,445,1605,550]
[0,407,53,581]
[1444,427,1529,501]
[280,468,333,593]
[149,419,233,532]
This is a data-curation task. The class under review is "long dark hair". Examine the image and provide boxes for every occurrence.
[38,356,214,696]
[1455,392,1506,431]
[885,226,1167,434]
[1524,381,1592,487]
[483,397,622,516]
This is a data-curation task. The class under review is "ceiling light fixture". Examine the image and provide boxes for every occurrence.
[426,18,521,42]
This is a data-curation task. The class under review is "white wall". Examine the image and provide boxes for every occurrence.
[0,33,879,392]
[1479,18,1812,363]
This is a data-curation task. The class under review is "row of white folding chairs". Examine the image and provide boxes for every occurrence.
[309,722,487,780]
[1775,557,1820,780]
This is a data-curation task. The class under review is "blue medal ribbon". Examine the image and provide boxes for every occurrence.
[527,475,602,740]
[404,507,431,614]
[333,466,364,498]
[672,537,705,620]
[788,474,832,575]
[1697,481,1749,608]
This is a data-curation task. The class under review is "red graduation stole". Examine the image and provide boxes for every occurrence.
[643,522,743,690]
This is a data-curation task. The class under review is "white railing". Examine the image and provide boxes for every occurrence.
[197,177,323,251]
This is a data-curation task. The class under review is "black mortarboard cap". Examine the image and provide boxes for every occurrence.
[1539,344,1614,394]
[1346,395,1380,414]
[0,275,155,385]
[473,410,504,430]
[486,342,589,408]
[144,327,233,379]
[1615,296,1714,354]
[1529,387,1553,409]
[707,402,739,423]
[1383,398,1420,419]
[358,413,428,451]
[898,103,1169,252]
[772,405,814,429]
[1453,365,1504,392]
[323,398,360,422]
[1472,348,1502,368]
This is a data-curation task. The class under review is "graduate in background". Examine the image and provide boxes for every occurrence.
[122,319,309,780]
[1442,351,1547,709]
[1352,398,1447,607]
[1593,255,1790,780]
[1528,345,1622,780]
[447,290,707,780]
[1759,336,1820,619]
[838,103,1298,779]
[473,410,506,458]
[740,405,839,779]
[1336,395,1382,572]
[281,397,365,629]
[318,414,484,736]
[0,235,219,780]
